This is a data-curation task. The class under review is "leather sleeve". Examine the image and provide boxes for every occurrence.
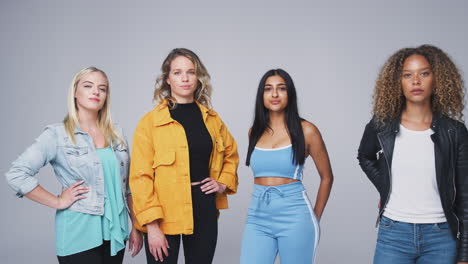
[357,118,382,185]
[456,123,468,262]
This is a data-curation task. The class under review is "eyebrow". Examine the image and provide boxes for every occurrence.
[172,69,195,71]
[402,67,431,72]
[82,81,94,84]
[264,83,286,86]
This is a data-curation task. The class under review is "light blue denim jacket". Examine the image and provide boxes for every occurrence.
[5,123,130,215]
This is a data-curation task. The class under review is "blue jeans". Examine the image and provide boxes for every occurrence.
[374,216,457,264]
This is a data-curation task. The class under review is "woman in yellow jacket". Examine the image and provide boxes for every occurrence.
[130,48,239,264]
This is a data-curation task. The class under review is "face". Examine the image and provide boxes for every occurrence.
[74,71,108,113]
[401,54,434,105]
[263,75,288,112]
[166,56,198,103]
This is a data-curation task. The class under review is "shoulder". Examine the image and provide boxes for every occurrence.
[137,108,161,127]
[112,122,125,135]
[43,123,64,134]
[439,115,468,135]
[301,120,320,138]
[206,107,224,124]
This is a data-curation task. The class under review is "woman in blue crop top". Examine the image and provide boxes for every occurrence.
[240,69,334,264]
[5,67,142,263]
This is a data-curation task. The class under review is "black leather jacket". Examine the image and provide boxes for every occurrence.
[358,113,468,262]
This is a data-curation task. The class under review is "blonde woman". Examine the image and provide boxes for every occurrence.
[130,48,239,264]
[5,67,142,263]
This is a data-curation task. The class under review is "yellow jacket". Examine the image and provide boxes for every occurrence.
[129,100,239,234]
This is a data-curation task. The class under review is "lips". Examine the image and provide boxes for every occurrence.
[180,85,192,89]
[410,89,424,95]
[89,98,100,102]
[270,100,280,105]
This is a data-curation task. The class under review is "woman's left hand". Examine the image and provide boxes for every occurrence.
[200,177,226,194]
[128,227,143,257]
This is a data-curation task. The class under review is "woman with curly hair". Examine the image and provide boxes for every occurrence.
[130,48,239,264]
[358,44,468,264]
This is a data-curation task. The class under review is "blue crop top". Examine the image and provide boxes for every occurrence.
[250,144,304,180]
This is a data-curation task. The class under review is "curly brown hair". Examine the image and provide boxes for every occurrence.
[154,48,212,109]
[373,44,465,124]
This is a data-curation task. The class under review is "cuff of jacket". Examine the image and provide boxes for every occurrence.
[217,172,237,195]
[13,177,39,198]
[136,206,164,226]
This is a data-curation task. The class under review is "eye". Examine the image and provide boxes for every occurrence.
[84,85,92,88]
[402,73,411,78]
[279,87,287,91]
[99,88,107,92]
[264,87,272,92]
[173,71,180,75]
[421,71,430,77]
[188,71,196,75]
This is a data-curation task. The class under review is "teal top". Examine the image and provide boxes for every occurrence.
[55,147,129,256]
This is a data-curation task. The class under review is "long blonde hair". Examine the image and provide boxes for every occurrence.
[63,67,125,146]
[154,48,212,108]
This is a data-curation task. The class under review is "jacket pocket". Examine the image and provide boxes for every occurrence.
[64,145,89,169]
[152,151,176,169]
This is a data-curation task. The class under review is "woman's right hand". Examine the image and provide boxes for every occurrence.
[147,221,169,262]
[57,180,89,209]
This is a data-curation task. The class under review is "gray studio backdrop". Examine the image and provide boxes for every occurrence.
[1,1,468,263]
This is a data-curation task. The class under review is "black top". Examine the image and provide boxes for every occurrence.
[170,102,213,182]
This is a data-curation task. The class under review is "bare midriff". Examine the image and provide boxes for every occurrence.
[254,177,300,186]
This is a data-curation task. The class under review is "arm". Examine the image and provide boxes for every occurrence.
[126,195,143,257]
[5,127,88,209]
[129,117,169,261]
[357,118,381,182]
[214,119,239,194]
[456,124,468,263]
[129,118,164,226]
[304,122,333,220]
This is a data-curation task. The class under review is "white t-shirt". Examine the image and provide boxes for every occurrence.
[383,124,446,223]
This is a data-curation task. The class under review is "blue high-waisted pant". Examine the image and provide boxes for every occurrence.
[240,181,320,264]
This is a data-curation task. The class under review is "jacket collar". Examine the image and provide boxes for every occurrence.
[381,111,442,134]
[152,99,216,126]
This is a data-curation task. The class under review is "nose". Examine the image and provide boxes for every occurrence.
[412,75,421,85]
[272,88,278,98]
[181,73,188,82]
[92,86,99,95]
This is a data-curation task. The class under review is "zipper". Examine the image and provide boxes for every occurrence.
[375,134,393,227]
[376,149,383,160]
[448,129,461,239]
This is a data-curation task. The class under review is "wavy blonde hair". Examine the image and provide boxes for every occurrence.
[154,48,212,108]
[373,44,465,124]
[64,67,125,146]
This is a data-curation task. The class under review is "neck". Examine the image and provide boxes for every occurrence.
[173,95,194,104]
[402,101,432,123]
[78,109,99,130]
[269,111,286,128]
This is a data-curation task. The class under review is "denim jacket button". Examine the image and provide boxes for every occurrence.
[121,161,124,166]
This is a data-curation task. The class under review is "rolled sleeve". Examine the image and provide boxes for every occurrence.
[5,126,57,197]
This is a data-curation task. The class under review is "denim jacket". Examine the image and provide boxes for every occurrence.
[5,123,130,215]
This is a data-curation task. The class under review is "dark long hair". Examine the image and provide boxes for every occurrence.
[246,69,306,166]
